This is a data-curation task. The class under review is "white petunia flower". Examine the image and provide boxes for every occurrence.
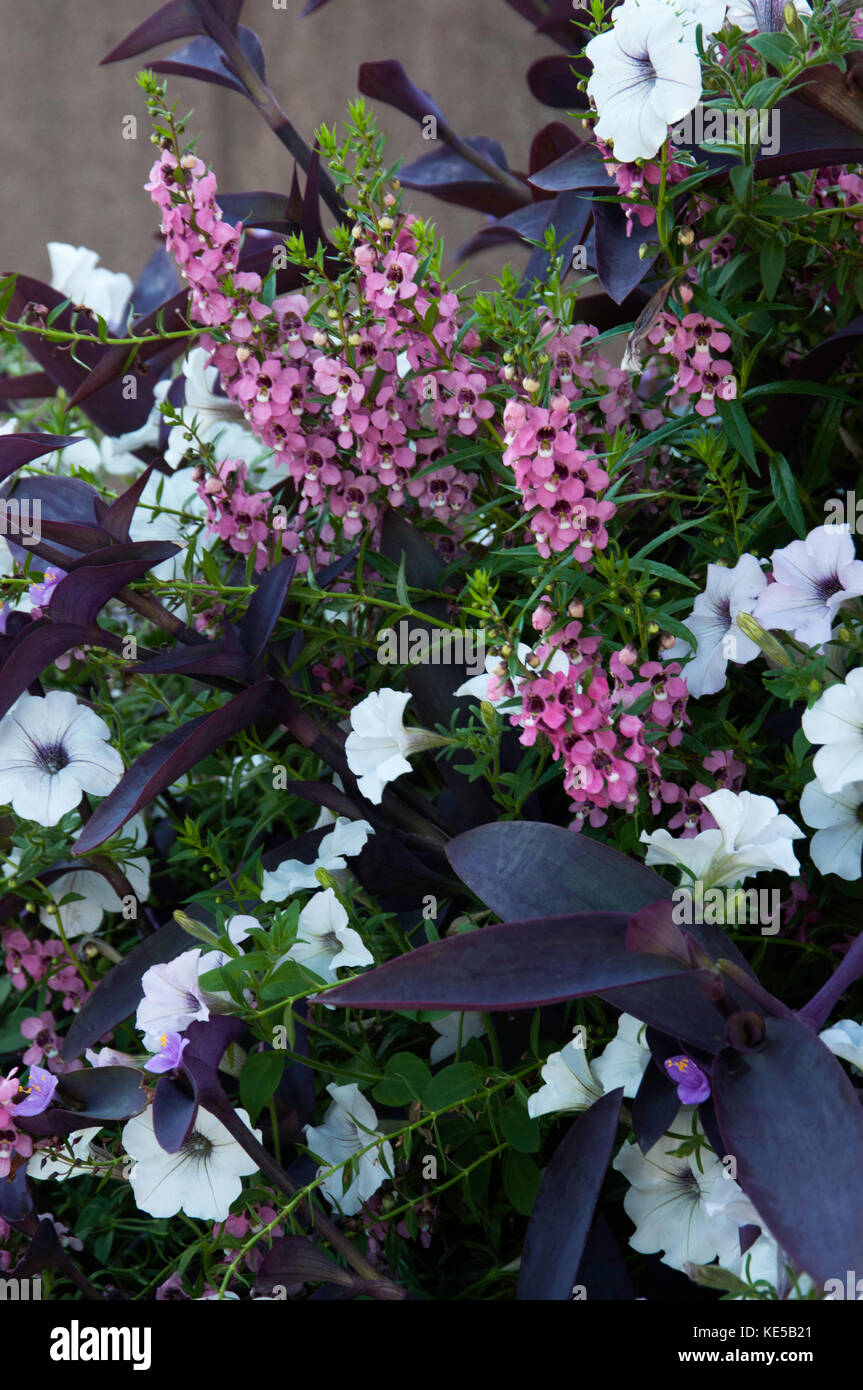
[613,1112,748,1271]
[801,668,863,796]
[135,948,209,1051]
[159,348,273,474]
[592,1013,652,1098]
[527,1039,603,1119]
[752,525,863,649]
[585,0,703,164]
[37,813,151,939]
[641,788,803,887]
[279,888,373,985]
[666,554,766,699]
[819,1018,863,1073]
[304,1083,394,1216]
[454,642,568,702]
[260,816,374,903]
[27,1127,102,1182]
[197,914,256,977]
[0,691,124,826]
[345,689,449,804]
[800,778,863,881]
[47,242,133,332]
[724,0,809,31]
[121,1103,260,1220]
[429,1012,486,1064]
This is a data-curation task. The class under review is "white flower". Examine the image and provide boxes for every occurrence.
[724,0,809,31]
[280,888,373,985]
[613,1112,748,1271]
[585,0,702,163]
[345,689,447,804]
[0,691,124,826]
[666,554,766,698]
[127,465,213,582]
[304,1083,394,1216]
[38,813,150,938]
[429,1012,486,1064]
[27,1127,102,1182]
[752,525,863,649]
[527,1039,603,1118]
[801,668,863,796]
[47,242,133,332]
[454,642,567,702]
[159,348,272,473]
[260,816,374,903]
[121,1103,260,1220]
[592,1013,652,1098]
[800,778,863,881]
[819,1018,863,1073]
[136,948,209,1050]
[198,914,256,976]
[641,788,803,887]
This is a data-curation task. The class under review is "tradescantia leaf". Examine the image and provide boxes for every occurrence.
[18,1067,147,1138]
[49,541,181,626]
[0,432,83,485]
[593,200,655,305]
[526,54,591,111]
[399,140,525,219]
[0,621,94,722]
[101,0,245,64]
[358,60,451,137]
[238,556,296,660]
[446,820,673,919]
[153,1074,198,1153]
[518,1088,623,1300]
[72,679,290,853]
[149,28,267,96]
[712,1016,863,1286]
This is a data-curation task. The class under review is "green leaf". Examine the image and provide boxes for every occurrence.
[0,1008,32,1054]
[239,1050,285,1124]
[373,1051,433,1106]
[502,1150,543,1216]
[395,553,410,611]
[717,398,757,470]
[759,239,785,300]
[768,453,806,538]
[752,193,811,222]
[499,1096,541,1153]
[422,1062,480,1112]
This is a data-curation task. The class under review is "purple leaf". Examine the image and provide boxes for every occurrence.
[761,314,863,453]
[123,247,182,323]
[149,26,267,95]
[216,190,296,232]
[529,122,582,180]
[527,54,591,111]
[632,1038,683,1155]
[0,621,92,721]
[301,0,336,12]
[518,1089,623,1300]
[446,821,673,919]
[520,190,591,292]
[318,911,704,1011]
[72,680,289,853]
[573,1212,634,1300]
[801,932,863,1031]
[239,556,295,659]
[153,1074,198,1152]
[0,432,83,485]
[455,203,554,263]
[594,200,654,304]
[399,139,525,218]
[101,0,244,64]
[49,542,180,626]
[5,277,154,434]
[358,60,451,137]
[529,144,614,194]
[101,465,157,544]
[0,1165,32,1223]
[0,373,57,401]
[712,1016,863,1285]
[255,1236,355,1295]
[60,918,191,1061]
[19,1067,146,1136]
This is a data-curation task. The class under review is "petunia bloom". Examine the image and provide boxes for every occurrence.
[345,689,449,804]
[801,668,863,796]
[0,691,124,826]
[752,525,863,648]
[665,555,766,698]
[122,1104,260,1220]
[304,1083,394,1216]
[641,789,803,887]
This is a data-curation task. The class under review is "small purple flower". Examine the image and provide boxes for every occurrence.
[13,1065,59,1116]
[144,1031,190,1075]
[28,567,67,611]
[664,1054,711,1105]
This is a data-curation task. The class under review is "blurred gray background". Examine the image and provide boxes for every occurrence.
[0,0,561,284]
